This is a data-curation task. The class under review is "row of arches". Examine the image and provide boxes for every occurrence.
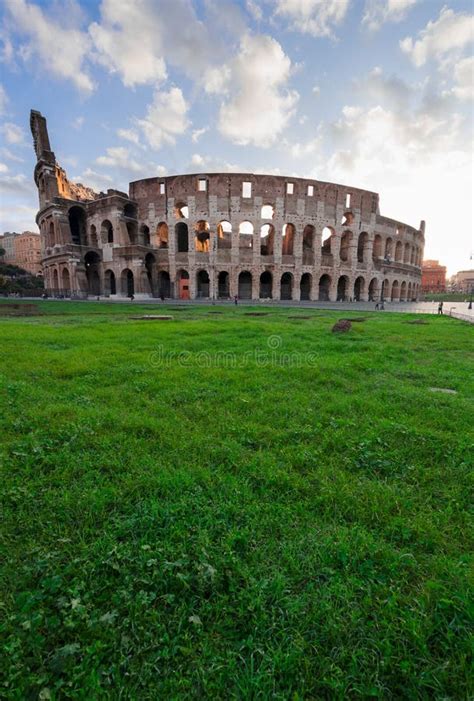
[45,258,420,302]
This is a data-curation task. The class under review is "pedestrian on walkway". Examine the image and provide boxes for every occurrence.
[438,301,443,315]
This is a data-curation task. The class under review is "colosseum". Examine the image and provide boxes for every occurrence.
[31,110,424,303]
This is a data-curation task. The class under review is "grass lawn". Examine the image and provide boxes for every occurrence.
[1,301,473,699]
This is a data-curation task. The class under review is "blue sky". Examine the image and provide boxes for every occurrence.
[0,0,472,274]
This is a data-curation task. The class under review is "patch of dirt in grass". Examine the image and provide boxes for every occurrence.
[244,312,269,317]
[407,318,429,325]
[130,315,173,320]
[341,317,367,322]
[288,315,312,319]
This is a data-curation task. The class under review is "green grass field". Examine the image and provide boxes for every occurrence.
[1,301,473,699]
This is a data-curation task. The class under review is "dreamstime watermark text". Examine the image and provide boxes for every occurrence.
[149,335,319,368]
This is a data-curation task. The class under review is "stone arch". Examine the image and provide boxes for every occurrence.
[391,280,400,301]
[89,224,98,247]
[218,271,230,298]
[259,271,272,298]
[381,278,390,301]
[407,281,412,300]
[48,221,55,247]
[357,232,369,263]
[157,270,171,298]
[282,223,295,255]
[354,276,365,301]
[321,226,333,255]
[303,225,314,251]
[123,202,137,219]
[196,269,210,298]
[260,224,274,255]
[368,277,379,301]
[404,242,410,263]
[101,219,113,244]
[140,224,151,246]
[300,273,311,301]
[144,253,155,294]
[261,204,274,219]
[318,274,331,301]
[175,222,189,252]
[85,251,101,295]
[340,230,352,262]
[372,234,382,260]
[217,220,232,250]
[395,241,403,262]
[126,221,138,244]
[52,268,59,291]
[238,271,252,299]
[341,211,354,227]
[174,201,189,219]
[239,221,254,250]
[62,268,70,294]
[177,269,190,300]
[280,272,293,300]
[400,280,407,301]
[156,222,168,248]
[121,268,134,297]
[337,275,350,301]
[385,237,393,259]
[195,220,210,252]
[104,269,116,295]
[68,206,86,246]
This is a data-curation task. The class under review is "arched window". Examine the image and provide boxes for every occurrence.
[239,221,253,250]
[174,202,189,219]
[354,276,365,301]
[217,221,232,250]
[318,274,331,301]
[238,271,252,299]
[260,224,274,255]
[157,271,171,298]
[303,225,314,250]
[121,268,134,297]
[89,225,98,247]
[259,271,272,298]
[68,206,86,246]
[85,251,101,295]
[280,272,293,300]
[282,223,295,255]
[261,204,274,219]
[395,241,403,262]
[177,269,190,299]
[156,222,168,248]
[140,224,151,246]
[321,227,333,254]
[196,269,210,298]
[175,222,189,252]
[357,232,368,263]
[391,280,400,301]
[195,220,210,252]
[340,231,352,262]
[218,271,230,298]
[337,275,349,301]
[101,220,113,244]
[368,278,378,301]
[385,237,393,259]
[104,269,116,295]
[372,234,382,260]
[300,273,311,300]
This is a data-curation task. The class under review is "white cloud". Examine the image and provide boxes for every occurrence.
[117,128,141,145]
[1,122,25,145]
[312,85,321,95]
[273,0,349,38]
[214,34,299,147]
[73,167,114,193]
[89,0,216,88]
[96,146,143,173]
[0,84,8,116]
[289,133,322,158]
[400,7,474,68]
[0,162,8,173]
[191,127,209,143]
[363,0,418,32]
[72,116,84,130]
[320,101,472,275]
[203,65,232,95]
[136,87,190,150]
[246,0,263,21]
[450,57,474,101]
[186,153,241,172]
[0,172,32,195]
[356,66,414,110]
[0,203,38,234]
[0,147,24,163]
[4,0,94,94]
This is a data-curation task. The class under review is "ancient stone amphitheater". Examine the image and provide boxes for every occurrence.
[32,110,424,302]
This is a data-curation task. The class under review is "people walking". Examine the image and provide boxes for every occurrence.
[438,301,443,315]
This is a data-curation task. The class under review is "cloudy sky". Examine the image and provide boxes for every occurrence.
[0,0,472,274]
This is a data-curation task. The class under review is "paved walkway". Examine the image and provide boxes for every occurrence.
[17,296,474,322]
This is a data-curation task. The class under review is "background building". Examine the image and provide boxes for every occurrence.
[450,270,474,294]
[421,259,446,293]
[0,233,18,263]
[13,232,42,275]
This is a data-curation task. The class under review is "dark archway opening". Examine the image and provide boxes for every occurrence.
[69,206,86,246]
[238,271,252,299]
[259,271,272,299]
[218,271,230,298]
[319,274,331,301]
[176,222,189,252]
[280,272,293,300]
[300,273,311,301]
[197,270,210,298]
